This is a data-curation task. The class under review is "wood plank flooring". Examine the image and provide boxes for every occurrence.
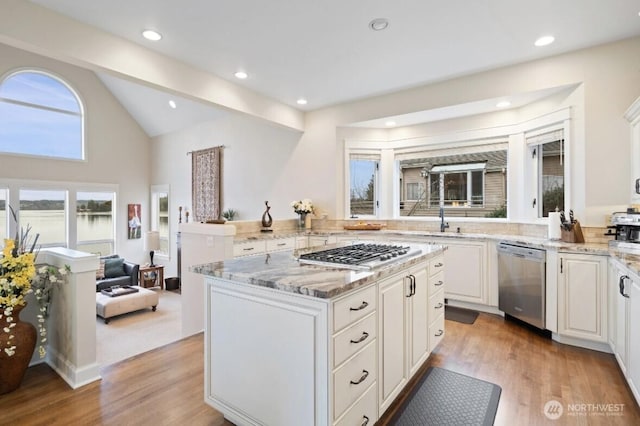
[1,312,639,425]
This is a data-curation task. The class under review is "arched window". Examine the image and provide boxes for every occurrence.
[0,70,84,160]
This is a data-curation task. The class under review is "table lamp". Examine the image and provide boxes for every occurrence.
[145,231,161,266]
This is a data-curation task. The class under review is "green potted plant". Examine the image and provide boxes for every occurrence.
[222,208,237,221]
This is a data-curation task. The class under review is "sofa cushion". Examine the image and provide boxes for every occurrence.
[96,260,106,280]
[104,257,126,278]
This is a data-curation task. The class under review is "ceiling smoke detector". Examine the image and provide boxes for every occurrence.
[369,18,389,31]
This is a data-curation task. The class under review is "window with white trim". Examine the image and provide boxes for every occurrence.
[348,154,379,217]
[0,70,84,160]
[527,128,565,218]
[151,185,170,257]
[398,145,507,218]
[77,191,115,255]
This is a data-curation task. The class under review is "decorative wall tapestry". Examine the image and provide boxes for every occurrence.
[191,146,223,222]
[127,204,141,239]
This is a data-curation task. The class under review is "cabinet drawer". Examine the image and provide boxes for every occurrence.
[333,341,377,420]
[429,289,445,321]
[334,313,377,368]
[428,270,445,295]
[334,382,377,426]
[233,240,266,257]
[334,285,377,332]
[429,313,445,352]
[428,255,445,277]
[266,238,295,252]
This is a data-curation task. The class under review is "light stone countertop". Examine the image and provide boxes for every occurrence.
[234,229,611,256]
[191,242,445,299]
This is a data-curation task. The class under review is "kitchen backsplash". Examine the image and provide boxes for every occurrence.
[229,218,613,244]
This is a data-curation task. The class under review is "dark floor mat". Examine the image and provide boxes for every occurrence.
[390,367,501,426]
[445,305,479,324]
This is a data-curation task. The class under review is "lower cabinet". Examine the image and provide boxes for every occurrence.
[557,253,608,343]
[628,277,640,403]
[378,258,444,412]
[430,238,487,305]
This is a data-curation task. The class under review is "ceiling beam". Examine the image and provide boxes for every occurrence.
[0,0,305,132]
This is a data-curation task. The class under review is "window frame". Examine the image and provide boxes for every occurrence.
[0,68,85,161]
[151,184,170,258]
[525,123,570,220]
[344,148,381,219]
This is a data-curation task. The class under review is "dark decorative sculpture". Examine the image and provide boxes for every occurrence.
[261,201,273,232]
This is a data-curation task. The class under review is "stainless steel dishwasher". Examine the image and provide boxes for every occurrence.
[497,242,546,330]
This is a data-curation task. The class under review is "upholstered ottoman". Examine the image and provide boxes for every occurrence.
[96,286,159,324]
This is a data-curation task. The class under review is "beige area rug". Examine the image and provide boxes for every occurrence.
[96,290,182,367]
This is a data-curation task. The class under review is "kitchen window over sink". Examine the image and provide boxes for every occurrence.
[397,146,508,218]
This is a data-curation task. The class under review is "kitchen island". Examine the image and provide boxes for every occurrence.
[192,242,446,426]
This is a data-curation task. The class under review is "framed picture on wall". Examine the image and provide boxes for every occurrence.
[128,204,141,239]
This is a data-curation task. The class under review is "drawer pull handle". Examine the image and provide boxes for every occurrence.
[350,331,369,344]
[435,302,444,309]
[434,262,443,267]
[277,243,287,246]
[361,415,370,426]
[435,329,444,337]
[350,301,369,311]
[434,280,444,286]
[243,247,254,251]
[350,369,369,385]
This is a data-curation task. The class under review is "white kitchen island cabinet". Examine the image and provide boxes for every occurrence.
[194,243,444,426]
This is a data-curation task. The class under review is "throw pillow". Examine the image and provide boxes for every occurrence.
[104,257,126,278]
[96,260,106,280]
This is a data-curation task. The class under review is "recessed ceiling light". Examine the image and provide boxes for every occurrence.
[142,29,162,41]
[234,71,248,79]
[168,100,177,109]
[369,18,389,31]
[534,35,555,47]
[296,98,308,105]
[385,121,396,127]
[496,101,511,108]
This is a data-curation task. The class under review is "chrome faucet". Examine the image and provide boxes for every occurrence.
[439,207,449,232]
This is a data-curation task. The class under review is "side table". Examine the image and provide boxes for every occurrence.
[139,264,165,290]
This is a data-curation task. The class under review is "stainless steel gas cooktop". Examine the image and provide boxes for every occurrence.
[298,243,421,271]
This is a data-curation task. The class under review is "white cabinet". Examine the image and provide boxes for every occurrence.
[309,235,337,248]
[609,259,629,374]
[628,275,640,404]
[557,253,608,343]
[378,271,408,412]
[233,236,296,257]
[233,239,266,257]
[378,260,444,412]
[431,238,486,305]
[624,96,640,203]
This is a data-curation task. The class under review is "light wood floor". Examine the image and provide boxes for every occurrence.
[1,312,639,425]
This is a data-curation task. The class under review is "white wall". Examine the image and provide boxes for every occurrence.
[150,113,302,276]
[0,43,152,265]
[304,36,640,223]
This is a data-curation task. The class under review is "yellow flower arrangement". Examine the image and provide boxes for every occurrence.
[1,235,68,358]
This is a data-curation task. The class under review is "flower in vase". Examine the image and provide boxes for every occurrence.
[291,199,314,215]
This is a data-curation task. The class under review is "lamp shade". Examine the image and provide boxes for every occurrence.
[144,231,161,251]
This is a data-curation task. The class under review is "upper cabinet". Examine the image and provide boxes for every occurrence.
[625,96,640,204]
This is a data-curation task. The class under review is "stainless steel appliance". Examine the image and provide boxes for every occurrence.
[610,210,640,243]
[298,243,421,271]
[498,242,546,330]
